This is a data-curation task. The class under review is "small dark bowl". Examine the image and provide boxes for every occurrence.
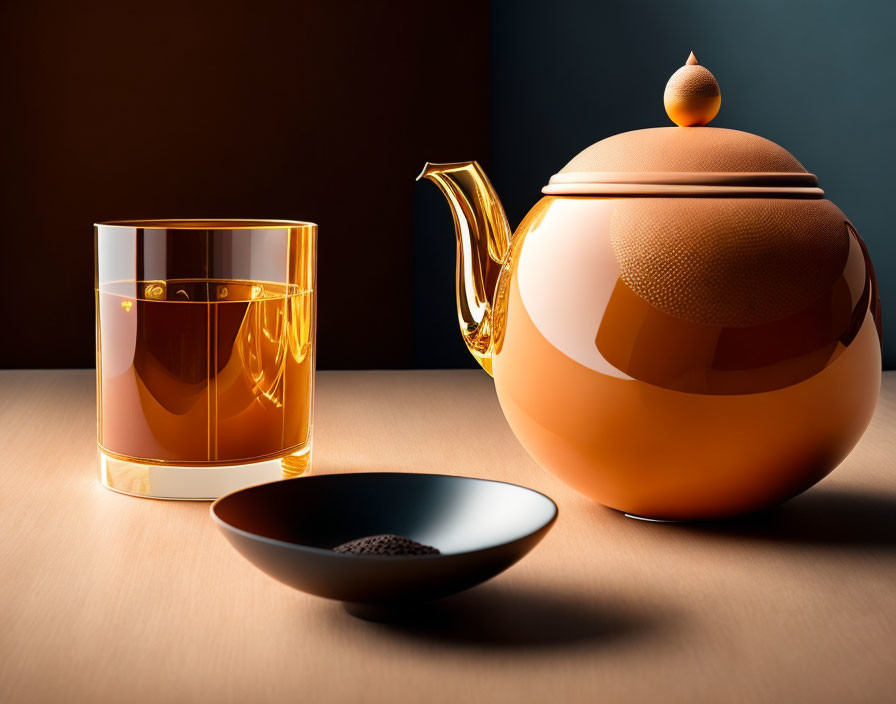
[211,473,558,604]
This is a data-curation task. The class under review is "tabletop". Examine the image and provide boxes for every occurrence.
[1,369,894,704]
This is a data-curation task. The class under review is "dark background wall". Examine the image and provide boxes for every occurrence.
[0,0,488,369]
[1,0,893,370]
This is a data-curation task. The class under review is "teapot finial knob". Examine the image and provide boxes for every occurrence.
[664,52,721,126]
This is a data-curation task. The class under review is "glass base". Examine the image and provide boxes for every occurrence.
[97,446,311,501]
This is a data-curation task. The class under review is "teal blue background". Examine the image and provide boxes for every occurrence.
[487,0,894,368]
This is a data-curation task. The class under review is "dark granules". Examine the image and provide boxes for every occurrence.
[332,534,440,556]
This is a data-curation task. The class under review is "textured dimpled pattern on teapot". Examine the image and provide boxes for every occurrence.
[420,53,881,521]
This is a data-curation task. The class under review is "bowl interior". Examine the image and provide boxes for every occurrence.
[212,473,557,554]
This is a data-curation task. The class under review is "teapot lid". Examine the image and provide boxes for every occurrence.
[543,53,823,198]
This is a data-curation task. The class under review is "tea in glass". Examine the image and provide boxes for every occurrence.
[94,220,316,499]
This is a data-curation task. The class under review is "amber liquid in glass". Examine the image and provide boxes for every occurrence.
[96,279,313,468]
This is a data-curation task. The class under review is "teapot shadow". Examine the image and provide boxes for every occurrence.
[664,486,896,550]
[336,582,670,650]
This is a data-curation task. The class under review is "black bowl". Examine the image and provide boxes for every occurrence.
[211,473,558,604]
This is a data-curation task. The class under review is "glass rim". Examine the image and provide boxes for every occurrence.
[95,218,316,230]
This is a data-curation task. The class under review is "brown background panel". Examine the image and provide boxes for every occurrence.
[0,0,489,369]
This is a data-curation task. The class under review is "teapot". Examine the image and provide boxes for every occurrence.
[419,54,881,520]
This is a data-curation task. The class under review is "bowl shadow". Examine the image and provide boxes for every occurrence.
[337,581,671,651]
[672,486,896,550]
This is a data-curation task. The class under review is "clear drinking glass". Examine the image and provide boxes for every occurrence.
[94,219,317,499]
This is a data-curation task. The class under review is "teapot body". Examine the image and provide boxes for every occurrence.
[491,196,881,519]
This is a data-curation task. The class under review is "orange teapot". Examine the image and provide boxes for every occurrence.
[420,54,881,520]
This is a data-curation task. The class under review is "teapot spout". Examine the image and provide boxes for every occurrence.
[417,161,511,375]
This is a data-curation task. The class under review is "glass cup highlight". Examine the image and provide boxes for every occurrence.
[94,219,317,499]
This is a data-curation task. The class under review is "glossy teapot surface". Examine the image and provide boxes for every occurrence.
[420,55,881,520]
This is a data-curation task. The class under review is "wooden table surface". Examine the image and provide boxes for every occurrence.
[1,369,894,703]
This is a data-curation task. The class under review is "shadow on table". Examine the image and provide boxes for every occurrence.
[672,486,896,550]
[338,582,670,650]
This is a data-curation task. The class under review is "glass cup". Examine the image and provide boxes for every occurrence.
[94,219,317,499]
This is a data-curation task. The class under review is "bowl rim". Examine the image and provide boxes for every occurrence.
[210,472,559,561]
